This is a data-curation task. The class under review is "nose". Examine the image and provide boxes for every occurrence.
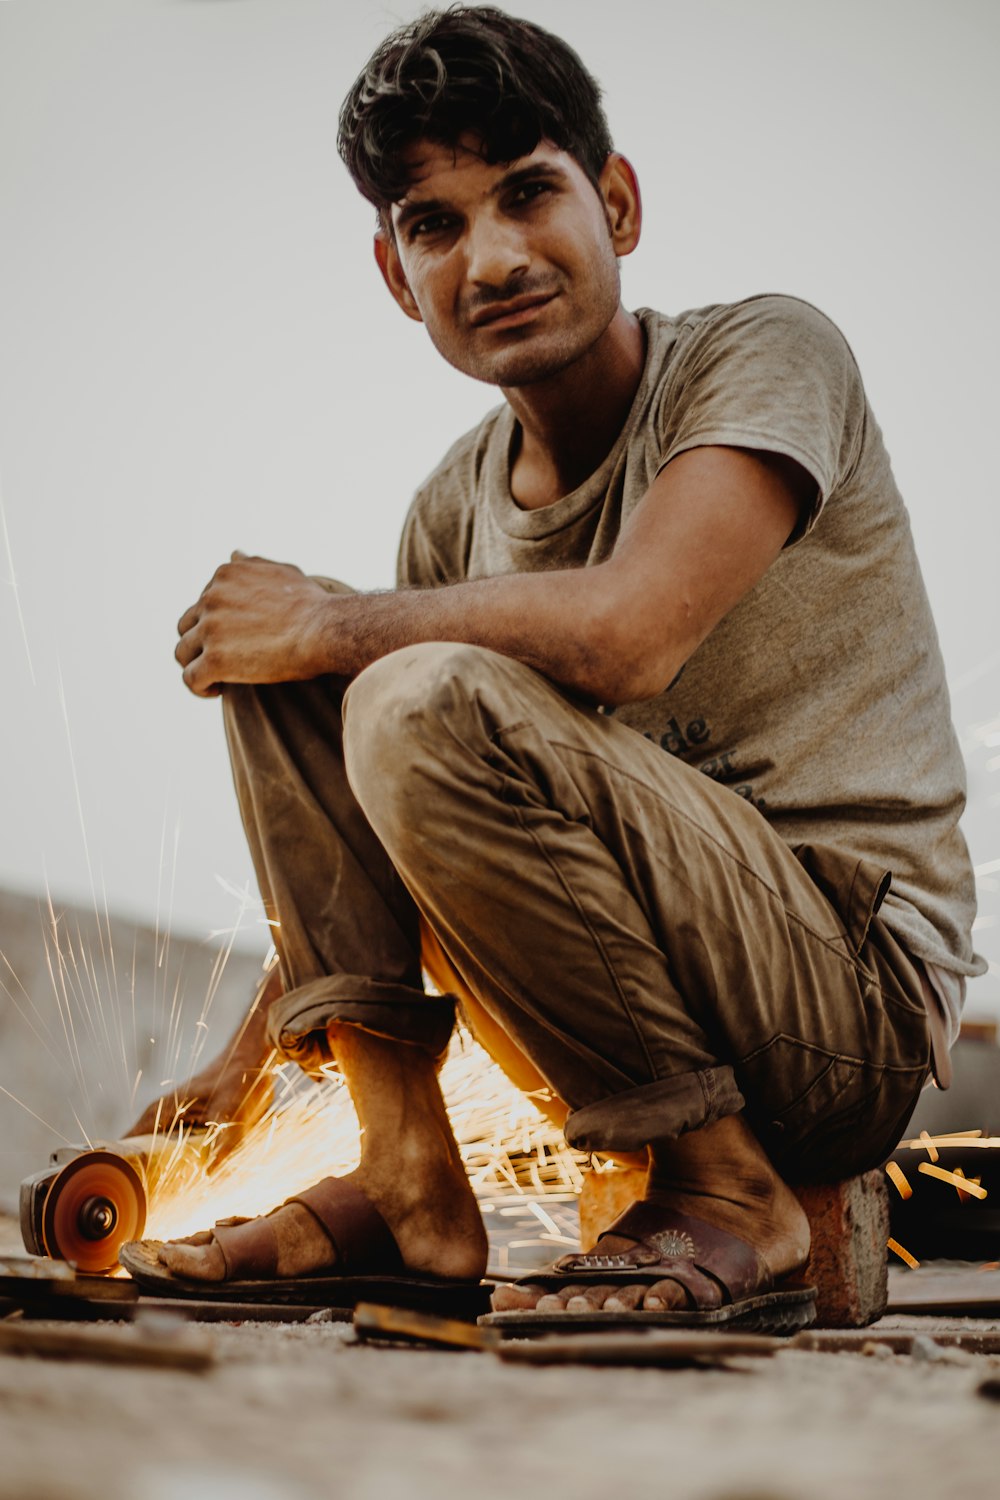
[463,209,530,290]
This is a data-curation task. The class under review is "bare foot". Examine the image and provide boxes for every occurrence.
[127,966,281,1149]
[159,1154,488,1284]
[159,1013,489,1286]
[490,1114,810,1314]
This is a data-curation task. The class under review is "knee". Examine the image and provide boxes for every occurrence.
[343,642,503,829]
[344,639,491,786]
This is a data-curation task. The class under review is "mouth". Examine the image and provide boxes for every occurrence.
[469,291,558,331]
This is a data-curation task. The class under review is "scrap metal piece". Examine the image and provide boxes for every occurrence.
[353,1302,499,1350]
[496,1329,782,1367]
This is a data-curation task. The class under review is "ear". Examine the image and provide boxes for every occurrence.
[598,153,642,258]
[373,231,424,323]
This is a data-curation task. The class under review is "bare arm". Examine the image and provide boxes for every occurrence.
[176,446,809,704]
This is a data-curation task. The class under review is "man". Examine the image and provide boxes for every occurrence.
[132,6,982,1326]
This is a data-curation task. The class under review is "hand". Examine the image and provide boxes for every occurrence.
[175,552,334,697]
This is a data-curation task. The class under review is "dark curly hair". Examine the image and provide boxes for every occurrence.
[337,6,614,226]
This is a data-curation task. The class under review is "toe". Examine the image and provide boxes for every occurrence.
[489,1283,544,1312]
[159,1239,226,1281]
[165,1229,215,1248]
[564,1285,614,1313]
[642,1277,704,1311]
[602,1283,645,1313]
[535,1291,571,1311]
[534,1282,592,1311]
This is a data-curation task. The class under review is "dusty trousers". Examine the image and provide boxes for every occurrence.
[223,642,932,1183]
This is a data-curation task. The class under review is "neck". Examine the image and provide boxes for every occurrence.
[503,306,646,509]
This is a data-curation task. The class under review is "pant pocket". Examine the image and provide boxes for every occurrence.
[737,1034,875,1173]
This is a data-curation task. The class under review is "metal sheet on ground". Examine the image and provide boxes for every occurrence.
[496,1329,782,1367]
[887,1261,1000,1315]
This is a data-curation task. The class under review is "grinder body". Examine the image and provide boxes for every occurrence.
[20,1132,206,1273]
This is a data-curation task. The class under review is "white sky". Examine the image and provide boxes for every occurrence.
[1,0,998,1013]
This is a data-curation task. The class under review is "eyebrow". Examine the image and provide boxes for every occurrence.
[393,161,570,235]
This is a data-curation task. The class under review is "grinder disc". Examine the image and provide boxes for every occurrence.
[41,1150,146,1274]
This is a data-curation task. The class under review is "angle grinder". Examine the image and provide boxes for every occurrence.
[20,1132,207,1274]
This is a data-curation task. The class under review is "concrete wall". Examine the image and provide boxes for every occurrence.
[0,887,264,1211]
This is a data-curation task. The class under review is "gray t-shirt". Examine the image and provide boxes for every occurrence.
[397,294,985,1034]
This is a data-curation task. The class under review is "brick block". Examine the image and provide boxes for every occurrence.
[577,1165,888,1329]
[793,1172,889,1328]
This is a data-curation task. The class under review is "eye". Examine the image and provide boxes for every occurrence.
[510,181,552,206]
[409,213,455,240]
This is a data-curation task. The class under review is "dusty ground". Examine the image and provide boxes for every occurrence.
[1,1221,999,1500]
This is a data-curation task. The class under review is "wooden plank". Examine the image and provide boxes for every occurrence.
[0,1321,214,1371]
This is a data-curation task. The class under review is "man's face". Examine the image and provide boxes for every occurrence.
[378,135,635,388]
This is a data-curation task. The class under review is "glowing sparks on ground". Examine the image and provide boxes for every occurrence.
[887,1237,920,1269]
[948,1165,985,1204]
[917,1130,940,1163]
[916,1161,988,1200]
[884,1161,912,1200]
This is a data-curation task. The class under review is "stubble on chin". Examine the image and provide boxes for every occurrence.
[446,329,592,389]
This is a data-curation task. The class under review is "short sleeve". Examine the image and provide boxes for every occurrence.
[658,296,867,541]
[395,410,501,588]
[396,491,456,589]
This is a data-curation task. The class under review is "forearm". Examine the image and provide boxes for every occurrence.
[178,443,806,703]
[176,550,685,702]
[314,566,667,705]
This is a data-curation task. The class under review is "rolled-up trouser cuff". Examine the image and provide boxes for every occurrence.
[564,1066,745,1153]
[266,976,455,1072]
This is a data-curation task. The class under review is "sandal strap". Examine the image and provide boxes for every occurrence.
[553,1203,771,1303]
[213,1215,280,1280]
[645,1258,725,1310]
[288,1176,404,1274]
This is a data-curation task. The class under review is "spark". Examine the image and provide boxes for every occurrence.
[0,1083,75,1146]
[950,1165,984,1204]
[917,1162,988,1199]
[887,1237,919,1270]
[144,1032,587,1258]
[0,947,73,1078]
[884,1161,912,1200]
[0,465,36,684]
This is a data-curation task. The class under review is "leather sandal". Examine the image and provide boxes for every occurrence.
[481,1202,816,1335]
[119,1175,491,1319]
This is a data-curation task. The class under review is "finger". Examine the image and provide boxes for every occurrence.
[175,631,200,668]
[231,550,247,561]
[177,604,200,636]
[182,656,220,700]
